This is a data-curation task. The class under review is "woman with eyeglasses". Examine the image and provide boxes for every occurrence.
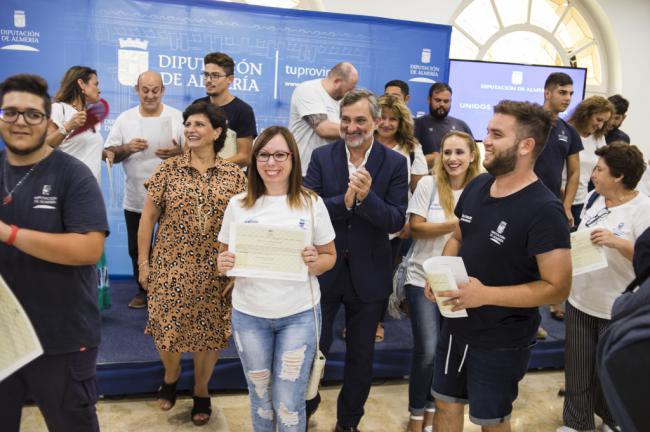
[567,96,614,227]
[45,66,113,310]
[217,126,336,432]
[560,142,650,432]
[138,102,247,426]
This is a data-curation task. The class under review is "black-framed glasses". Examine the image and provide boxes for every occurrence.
[585,207,611,227]
[202,71,228,80]
[0,108,48,125]
[256,151,292,162]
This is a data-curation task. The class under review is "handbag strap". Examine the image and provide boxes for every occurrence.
[403,177,438,262]
[308,198,320,346]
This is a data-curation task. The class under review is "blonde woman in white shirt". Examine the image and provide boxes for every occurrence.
[217,126,336,432]
[404,131,481,432]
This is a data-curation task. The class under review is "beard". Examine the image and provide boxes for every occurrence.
[4,132,47,156]
[484,143,518,177]
[342,129,374,148]
[429,106,449,120]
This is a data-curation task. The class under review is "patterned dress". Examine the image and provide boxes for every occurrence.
[144,153,247,352]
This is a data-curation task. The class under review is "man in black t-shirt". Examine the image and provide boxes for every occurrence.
[193,52,257,168]
[426,101,571,431]
[604,94,631,144]
[0,74,108,432]
[536,72,582,326]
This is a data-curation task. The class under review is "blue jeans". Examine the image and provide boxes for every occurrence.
[232,306,319,432]
[405,284,441,416]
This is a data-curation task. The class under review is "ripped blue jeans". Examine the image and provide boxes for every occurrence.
[232,306,319,432]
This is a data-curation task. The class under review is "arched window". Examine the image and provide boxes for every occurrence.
[450,0,607,93]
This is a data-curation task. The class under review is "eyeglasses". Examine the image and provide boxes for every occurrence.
[256,151,292,162]
[585,207,611,227]
[202,72,228,80]
[0,108,48,125]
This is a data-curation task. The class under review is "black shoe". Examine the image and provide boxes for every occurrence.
[305,392,321,430]
[334,424,360,432]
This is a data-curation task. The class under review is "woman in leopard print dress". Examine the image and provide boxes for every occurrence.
[138,101,247,425]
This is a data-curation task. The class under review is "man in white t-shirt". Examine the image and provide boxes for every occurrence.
[104,71,184,309]
[289,62,358,175]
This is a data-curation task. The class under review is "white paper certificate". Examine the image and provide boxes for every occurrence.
[228,223,308,281]
[422,256,469,318]
[571,229,608,276]
[0,273,43,382]
[140,117,174,158]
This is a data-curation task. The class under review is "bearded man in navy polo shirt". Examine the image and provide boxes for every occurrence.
[426,100,572,432]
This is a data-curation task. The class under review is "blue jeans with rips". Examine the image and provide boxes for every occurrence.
[232,306,319,432]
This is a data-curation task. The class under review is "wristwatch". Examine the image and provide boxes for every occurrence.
[58,123,70,137]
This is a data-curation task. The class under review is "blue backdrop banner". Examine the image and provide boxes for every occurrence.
[0,0,451,276]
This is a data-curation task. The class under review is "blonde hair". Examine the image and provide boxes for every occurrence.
[433,131,481,218]
[376,94,419,153]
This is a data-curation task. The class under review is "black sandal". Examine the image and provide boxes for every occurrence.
[191,396,212,426]
[156,379,178,411]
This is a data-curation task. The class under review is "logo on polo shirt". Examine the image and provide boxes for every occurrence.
[558,130,568,142]
[460,214,473,223]
[490,221,508,245]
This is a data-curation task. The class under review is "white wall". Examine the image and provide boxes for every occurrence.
[319,0,650,157]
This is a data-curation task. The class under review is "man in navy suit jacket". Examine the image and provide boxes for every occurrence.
[304,88,408,431]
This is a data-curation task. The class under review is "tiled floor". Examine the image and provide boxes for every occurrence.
[20,369,572,431]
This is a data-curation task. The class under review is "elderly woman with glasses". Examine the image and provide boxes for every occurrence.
[559,142,650,432]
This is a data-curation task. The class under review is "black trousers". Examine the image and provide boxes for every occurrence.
[318,260,386,428]
[124,209,144,293]
[0,348,100,432]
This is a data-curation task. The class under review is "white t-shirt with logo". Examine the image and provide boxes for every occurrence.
[103,104,184,212]
[51,102,104,182]
[289,79,340,175]
[218,193,336,319]
[569,191,650,319]
[404,176,462,288]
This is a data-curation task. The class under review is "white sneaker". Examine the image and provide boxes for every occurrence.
[423,427,433,432]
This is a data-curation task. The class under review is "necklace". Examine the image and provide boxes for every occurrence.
[192,165,221,235]
[2,158,42,205]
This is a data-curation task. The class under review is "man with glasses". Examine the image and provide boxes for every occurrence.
[0,74,108,431]
[104,70,184,309]
[192,52,257,167]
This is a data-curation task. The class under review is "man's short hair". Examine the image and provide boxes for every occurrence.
[203,52,235,76]
[384,79,410,97]
[328,62,355,82]
[0,73,51,117]
[428,82,452,98]
[608,94,629,115]
[544,72,573,90]
[340,88,380,120]
[494,100,552,160]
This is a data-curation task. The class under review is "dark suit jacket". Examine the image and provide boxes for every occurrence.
[304,139,408,302]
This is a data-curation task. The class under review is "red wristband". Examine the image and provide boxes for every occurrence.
[5,224,18,246]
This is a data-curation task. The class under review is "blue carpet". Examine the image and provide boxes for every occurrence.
[97,280,564,396]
